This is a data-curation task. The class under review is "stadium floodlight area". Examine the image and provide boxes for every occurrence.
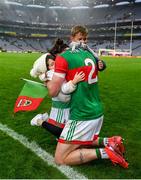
[98,48,131,56]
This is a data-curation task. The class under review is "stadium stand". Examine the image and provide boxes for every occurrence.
[0,0,141,55]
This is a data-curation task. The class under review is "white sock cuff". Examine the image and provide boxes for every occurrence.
[99,148,109,159]
[103,138,108,146]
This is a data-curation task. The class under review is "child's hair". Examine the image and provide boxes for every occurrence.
[71,25,88,37]
[49,38,68,57]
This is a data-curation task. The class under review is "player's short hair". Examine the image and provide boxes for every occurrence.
[71,25,88,37]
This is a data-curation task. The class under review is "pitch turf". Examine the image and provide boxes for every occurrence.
[0,53,141,178]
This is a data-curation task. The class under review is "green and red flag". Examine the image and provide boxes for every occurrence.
[14,79,47,113]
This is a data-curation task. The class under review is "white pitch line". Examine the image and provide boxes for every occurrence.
[0,123,87,179]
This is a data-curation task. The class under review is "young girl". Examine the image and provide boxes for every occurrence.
[30,38,85,138]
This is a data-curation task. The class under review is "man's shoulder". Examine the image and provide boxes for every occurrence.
[60,47,87,57]
[60,48,72,56]
[59,48,74,61]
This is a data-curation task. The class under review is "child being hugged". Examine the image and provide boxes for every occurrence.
[30,38,85,138]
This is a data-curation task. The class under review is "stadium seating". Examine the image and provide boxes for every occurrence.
[0,1,141,55]
[0,3,141,24]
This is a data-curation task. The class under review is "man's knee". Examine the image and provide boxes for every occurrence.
[54,153,65,165]
[54,144,72,165]
[54,142,79,165]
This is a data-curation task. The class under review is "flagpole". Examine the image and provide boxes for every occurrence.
[21,78,45,86]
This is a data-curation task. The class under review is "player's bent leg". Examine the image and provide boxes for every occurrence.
[55,142,99,165]
[55,139,128,167]
[63,148,99,165]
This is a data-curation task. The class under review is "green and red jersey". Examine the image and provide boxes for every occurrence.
[55,48,104,121]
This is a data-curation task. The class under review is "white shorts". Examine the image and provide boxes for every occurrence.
[47,107,70,128]
[58,116,103,145]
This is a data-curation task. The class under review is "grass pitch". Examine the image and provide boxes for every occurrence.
[0,53,141,179]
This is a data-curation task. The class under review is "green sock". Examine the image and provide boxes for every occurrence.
[98,137,104,146]
[95,149,101,159]
[98,137,108,146]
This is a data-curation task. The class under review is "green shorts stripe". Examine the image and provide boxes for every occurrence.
[66,121,77,140]
[56,109,63,123]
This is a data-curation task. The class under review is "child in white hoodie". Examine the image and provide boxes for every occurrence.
[30,39,85,138]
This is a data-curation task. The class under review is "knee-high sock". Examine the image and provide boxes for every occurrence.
[42,121,63,138]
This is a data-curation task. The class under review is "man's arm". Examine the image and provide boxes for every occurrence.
[46,55,68,97]
[46,73,65,97]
